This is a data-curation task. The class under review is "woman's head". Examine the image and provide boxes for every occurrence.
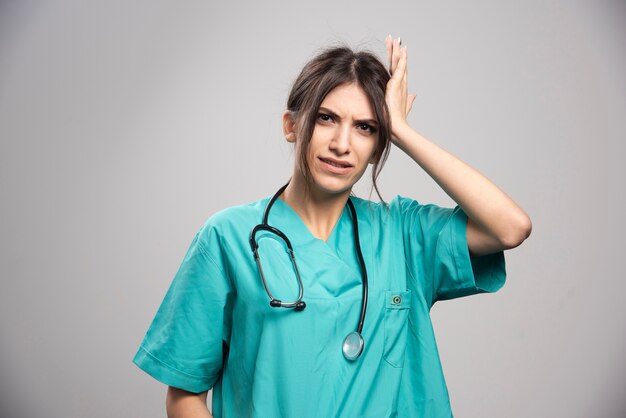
[284,45,391,199]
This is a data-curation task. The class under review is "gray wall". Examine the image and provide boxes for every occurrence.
[1,1,624,417]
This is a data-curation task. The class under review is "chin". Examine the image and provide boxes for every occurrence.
[309,175,359,197]
[304,161,367,198]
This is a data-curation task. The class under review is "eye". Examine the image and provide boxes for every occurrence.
[357,123,377,134]
[317,113,333,123]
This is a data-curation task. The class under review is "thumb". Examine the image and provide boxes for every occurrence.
[406,94,417,116]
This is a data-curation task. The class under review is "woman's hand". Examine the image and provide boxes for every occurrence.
[385,35,416,142]
[382,35,531,254]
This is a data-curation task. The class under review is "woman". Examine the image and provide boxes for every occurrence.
[134,35,531,417]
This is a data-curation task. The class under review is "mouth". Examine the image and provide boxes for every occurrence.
[318,157,353,168]
[318,157,354,175]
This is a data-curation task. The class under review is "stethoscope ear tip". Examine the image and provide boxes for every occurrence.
[270,299,306,311]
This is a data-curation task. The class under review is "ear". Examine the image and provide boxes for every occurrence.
[282,111,297,143]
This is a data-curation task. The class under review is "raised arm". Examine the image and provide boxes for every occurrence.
[166,387,213,418]
[385,35,531,256]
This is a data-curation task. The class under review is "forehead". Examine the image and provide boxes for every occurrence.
[319,83,376,119]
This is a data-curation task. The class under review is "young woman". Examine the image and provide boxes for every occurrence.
[134,35,531,417]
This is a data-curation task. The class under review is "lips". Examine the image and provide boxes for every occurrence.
[318,157,354,175]
[319,157,353,168]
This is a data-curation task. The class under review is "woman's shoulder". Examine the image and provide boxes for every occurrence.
[350,194,425,218]
[208,198,268,224]
[351,194,458,230]
[195,197,269,243]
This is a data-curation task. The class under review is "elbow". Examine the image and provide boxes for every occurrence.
[499,213,532,250]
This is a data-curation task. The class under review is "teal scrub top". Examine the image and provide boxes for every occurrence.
[133,195,506,417]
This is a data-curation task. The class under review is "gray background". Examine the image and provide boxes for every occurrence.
[1,1,624,417]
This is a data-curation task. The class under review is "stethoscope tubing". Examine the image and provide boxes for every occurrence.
[249,182,369,358]
[347,199,368,334]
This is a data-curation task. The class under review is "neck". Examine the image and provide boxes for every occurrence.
[280,175,351,241]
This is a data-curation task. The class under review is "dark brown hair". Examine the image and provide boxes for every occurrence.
[286,45,391,200]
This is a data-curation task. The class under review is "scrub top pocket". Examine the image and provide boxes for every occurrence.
[383,290,412,368]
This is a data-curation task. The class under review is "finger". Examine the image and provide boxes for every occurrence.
[390,37,396,75]
[393,46,407,82]
[396,37,403,71]
[386,34,393,72]
[402,46,408,85]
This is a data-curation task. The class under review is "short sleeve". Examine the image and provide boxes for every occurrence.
[133,230,233,393]
[396,196,506,308]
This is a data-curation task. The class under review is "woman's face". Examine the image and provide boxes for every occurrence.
[290,82,379,198]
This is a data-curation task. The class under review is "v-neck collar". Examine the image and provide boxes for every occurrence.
[267,196,350,249]
[261,194,369,291]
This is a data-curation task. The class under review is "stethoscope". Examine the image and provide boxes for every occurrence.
[249,183,369,360]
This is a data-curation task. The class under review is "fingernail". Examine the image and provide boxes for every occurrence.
[398,37,402,45]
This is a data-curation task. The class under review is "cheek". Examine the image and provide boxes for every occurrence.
[367,152,377,165]
[370,135,383,162]
[361,139,379,165]
[299,141,318,170]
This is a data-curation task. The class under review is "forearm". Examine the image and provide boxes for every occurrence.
[393,123,531,251]
[166,387,213,418]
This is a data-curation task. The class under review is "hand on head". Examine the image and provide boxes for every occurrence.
[385,35,416,140]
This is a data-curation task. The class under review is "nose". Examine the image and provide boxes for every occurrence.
[329,124,351,155]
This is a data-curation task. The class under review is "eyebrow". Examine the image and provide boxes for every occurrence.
[319,107,379,126]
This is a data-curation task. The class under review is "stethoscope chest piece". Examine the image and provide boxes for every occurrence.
[342,331,364,360]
